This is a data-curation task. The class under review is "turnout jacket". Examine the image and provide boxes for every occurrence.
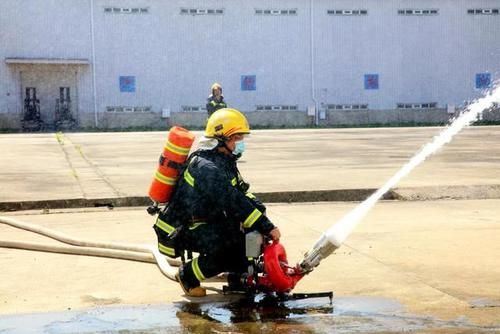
[154,149,275,257]
[206,96,227,116]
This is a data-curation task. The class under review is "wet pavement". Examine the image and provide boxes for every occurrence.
[2,296,499,334]
[1,200,500,333]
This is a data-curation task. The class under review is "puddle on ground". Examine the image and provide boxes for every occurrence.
[1,295,499,334]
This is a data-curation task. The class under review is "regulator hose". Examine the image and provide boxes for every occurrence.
[0,215,180,282]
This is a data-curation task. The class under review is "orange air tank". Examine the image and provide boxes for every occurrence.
[148,126,195,204]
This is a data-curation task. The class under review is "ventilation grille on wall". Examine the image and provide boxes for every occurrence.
[180,8,224,15]
[255,105,299,111]
[397,9,438,15]
[326,104,369,110]
[396,103,438,109]
[104,7,149,14]
[467,8,499,15]
[106,106,152,112]
[327,9,368,16]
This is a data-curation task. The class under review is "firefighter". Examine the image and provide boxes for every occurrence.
[153,108,280,297]
[206,82,227,117]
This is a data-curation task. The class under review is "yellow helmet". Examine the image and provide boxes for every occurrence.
[211,82,222,93]
[205,108,250,139]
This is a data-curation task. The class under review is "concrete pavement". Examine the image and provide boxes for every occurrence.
[0,127,499,332]
[1,126,499,207]
[0,200,499,332]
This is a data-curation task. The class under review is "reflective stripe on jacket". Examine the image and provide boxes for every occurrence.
[206,97,227,116]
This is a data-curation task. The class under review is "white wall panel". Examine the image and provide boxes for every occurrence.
[1,0,499,123]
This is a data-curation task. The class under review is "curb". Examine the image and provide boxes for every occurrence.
[0,189,397,212]
[2,185,500,212]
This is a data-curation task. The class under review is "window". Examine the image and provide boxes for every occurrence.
[104,7,149,14]
[398,9,439,15]
[180,8,224,15]
[396,103,438,109]
[255,8,298,16]
[326,104,368,110]
[134,106,152,112]
[255,105,299,111]
[181,105,207,112]
[106,106,152,113]
[327,9,368,16]
[467,8,500,15]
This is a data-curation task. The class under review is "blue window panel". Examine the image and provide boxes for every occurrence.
[120,76,136,92]
[241,75,256,91]
[476,73,491,89]
[364,74,379,90]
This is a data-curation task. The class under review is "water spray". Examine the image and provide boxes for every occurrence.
[300,86,500,272]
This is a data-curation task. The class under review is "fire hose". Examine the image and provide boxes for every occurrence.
[0,215,180,282]
[0,214,319,294]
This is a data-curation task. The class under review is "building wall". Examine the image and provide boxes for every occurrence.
[0,0,93,129]
[1,0,499,130]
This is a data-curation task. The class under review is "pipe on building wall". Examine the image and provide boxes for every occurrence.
[90,0,98,127]
[310,0,319,126]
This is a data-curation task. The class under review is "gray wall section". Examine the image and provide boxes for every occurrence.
[1,0,499,130]
[0,0,93,129]
[313,0,500,109]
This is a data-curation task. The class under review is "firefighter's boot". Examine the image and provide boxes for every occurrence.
[176,268,206,297]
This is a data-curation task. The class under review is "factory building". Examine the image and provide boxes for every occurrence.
[1,0,499,130]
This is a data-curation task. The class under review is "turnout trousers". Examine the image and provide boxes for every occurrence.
[179,222,247,289]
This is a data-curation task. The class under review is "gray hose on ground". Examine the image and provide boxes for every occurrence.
[0,215,179,281]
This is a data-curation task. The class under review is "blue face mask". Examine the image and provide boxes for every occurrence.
[232,140,246,156]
